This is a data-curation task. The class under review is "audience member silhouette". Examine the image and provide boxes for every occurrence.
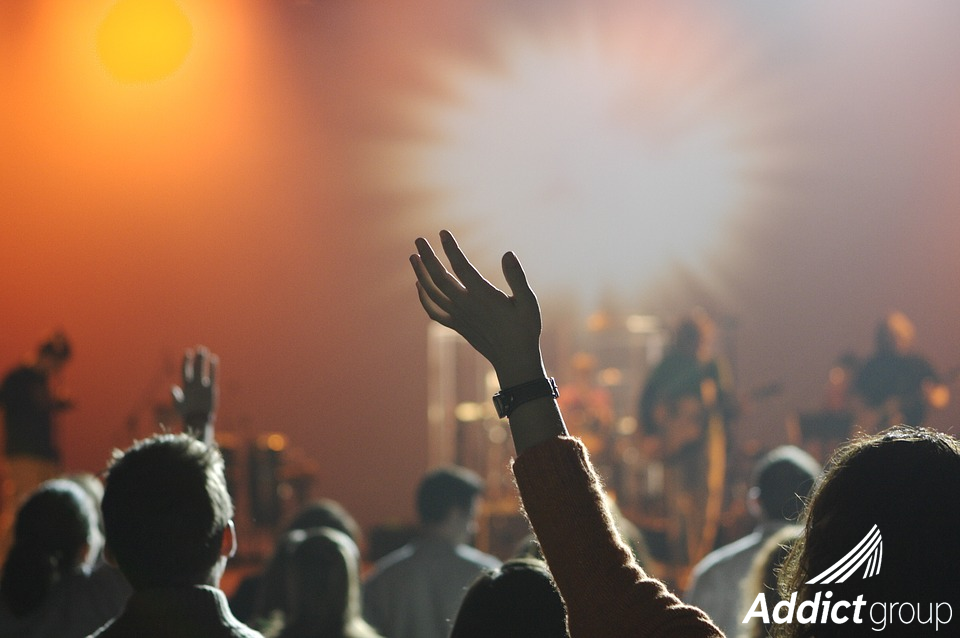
[410,231,720,637]
[236,499,364,625]
[63,473,133,612]
[88,433,260,637]
[450,558,568,638]
[0,331,75,557]
[739,525,801,638]
[260,527,382,638]
[362,465,500,638]
[0,479,121,637]
[774,425,960,637]
[685,445,820,636]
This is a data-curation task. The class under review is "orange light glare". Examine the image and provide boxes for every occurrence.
[97,0,193,83]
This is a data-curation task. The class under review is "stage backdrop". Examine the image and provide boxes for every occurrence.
[2,0,960,532]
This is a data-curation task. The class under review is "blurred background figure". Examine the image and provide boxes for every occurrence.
[685,445,820,638]
[0,331,74,560]
[0,479,123,638]
[738,525,802,638]
[557,352,616,465]
[638,309,738,583]
[261,527,382,638]
[852,311,950,433]
[363,466,500,638]
[235,499,364,625]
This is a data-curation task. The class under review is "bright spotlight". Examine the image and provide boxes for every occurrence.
[376,9,787,299]
[97,0,193,83]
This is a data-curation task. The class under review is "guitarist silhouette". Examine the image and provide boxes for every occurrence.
[638,310,737,580]
[852,311,950,432]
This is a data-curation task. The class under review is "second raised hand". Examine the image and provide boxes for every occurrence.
[410,230,546,388]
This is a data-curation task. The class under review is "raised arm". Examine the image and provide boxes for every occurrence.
[171,346,218,445]
[411,232,722,638]
[410,230,567,453]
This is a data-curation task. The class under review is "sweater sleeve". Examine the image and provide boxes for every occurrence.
[512,436,724,638]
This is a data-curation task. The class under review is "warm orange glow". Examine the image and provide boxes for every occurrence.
[265,433,287,452]
[97,0,193,83]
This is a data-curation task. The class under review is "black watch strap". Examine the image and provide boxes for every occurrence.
[492,377,559,419]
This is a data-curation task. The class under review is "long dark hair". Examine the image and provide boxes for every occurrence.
[775,426,960,637]
[0,480,97,616]
[273,527,382,638]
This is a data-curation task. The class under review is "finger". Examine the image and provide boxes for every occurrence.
[501,251,537,304]
[439,230,494,292]
[171,384,184,404]
[192,347,206,386]
[207,353,219,391]
[416,282,455,328]
[182,349,195,383]
[415,236,466,299]
[411,254,455,313]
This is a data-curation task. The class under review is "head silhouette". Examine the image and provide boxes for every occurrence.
[0,479,100,616]
[776,426,960,637]
[275,527,380,638]
[450,558,568,638]
[101,433,234,590]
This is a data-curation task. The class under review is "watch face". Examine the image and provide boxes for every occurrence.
[493,394,511,419]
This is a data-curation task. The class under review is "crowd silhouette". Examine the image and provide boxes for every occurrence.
[0,232,957,637]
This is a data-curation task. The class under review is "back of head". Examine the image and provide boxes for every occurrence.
[450,558,568,638]
[0,479,98,616]
[752,446,821,522]
[101,433,233,590]
[778,426,960,637]
[278,528,378,638]
[285,499,362,546]
[875,311,915,354]
[416,466,483,526]
[673,318,703,358]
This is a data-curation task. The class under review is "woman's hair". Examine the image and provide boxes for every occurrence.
[450,558,569,638]
[0,479,99,616]
[775,425,960,637]
[739,525,802,638]
[268,527,381,638]
[284,499,362,546]
[255,500,364,621]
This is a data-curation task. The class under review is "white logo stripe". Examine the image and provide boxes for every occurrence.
[831,532,881,583]
[806,525,878,584]
[806,525,883,585]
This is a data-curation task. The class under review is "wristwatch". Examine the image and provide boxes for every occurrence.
[492,377,559,419]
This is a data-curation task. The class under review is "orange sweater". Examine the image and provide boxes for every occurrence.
[512,436,724,638]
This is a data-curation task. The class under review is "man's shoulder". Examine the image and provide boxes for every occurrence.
[365,540,499,585]
[86,586,263,638]
[88,622,262,638]
[454,544,501,570]
[689,530,764,583]
[365,543,418,582]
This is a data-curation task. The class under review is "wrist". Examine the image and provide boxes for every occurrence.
[493,355,546,389]
[182,411,213,427]
[493,377,559,419]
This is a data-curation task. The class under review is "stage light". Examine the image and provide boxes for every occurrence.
[377,8,785,299]
[97,0,193,83]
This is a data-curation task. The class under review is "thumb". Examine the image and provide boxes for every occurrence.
[501,251,537,305]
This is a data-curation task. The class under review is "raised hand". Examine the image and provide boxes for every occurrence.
[171,346,218,443]
[410,230,545,388]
